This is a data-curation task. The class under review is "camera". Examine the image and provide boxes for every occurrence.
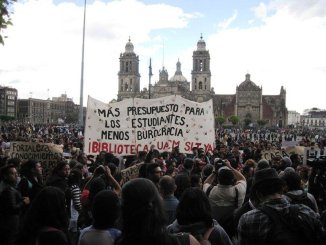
[214,158,226,171]
[307,156,326,169]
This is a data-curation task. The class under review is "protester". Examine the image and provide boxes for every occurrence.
[168,187,232,245]
[281,169,319,213]
[18,159,44,202]
[78,190,121,245]
[68,169,83,243]
[203,159,246,238]
[237,168,325,245]
[115,178,200,245]
[159,175,179,225]
[0,164,30,245]
[16,186,70,245]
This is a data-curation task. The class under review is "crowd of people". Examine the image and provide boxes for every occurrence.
[0,122,326,244]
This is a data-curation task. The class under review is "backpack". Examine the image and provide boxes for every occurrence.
[285,191,315,211]
[258,205,322,245]
[210,187,238,238]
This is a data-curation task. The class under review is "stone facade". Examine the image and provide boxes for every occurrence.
[117,36,287,127]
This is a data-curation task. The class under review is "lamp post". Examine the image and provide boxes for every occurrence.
[79,0,87,126]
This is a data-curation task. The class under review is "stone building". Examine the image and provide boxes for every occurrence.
[117,36,287,127]
[0,86,18,119]
[17,94,79,124]
[301,108,326,129]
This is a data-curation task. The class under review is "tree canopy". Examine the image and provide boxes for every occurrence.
[0,0,16,45]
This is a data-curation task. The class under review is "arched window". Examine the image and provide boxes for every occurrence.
[199,82,203,90]
[199,60,203,71]
[125,83,128,91]
[125,62,129,72]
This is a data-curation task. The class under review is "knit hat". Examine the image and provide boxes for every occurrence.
[281,157,292,168]
[252,168,284,189]
[256,159,270,171]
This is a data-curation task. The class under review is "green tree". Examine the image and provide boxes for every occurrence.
[215,116,225,127]
[228,115,240,125]
[0,0,16,45]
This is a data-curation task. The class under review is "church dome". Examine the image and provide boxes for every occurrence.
[125,37,134,53]
[170,59,187,82]
[197,34,206,51]
[237,73,261,91]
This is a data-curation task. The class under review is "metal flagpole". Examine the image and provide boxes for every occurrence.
[79,0,87,126]
[149,58,153,99]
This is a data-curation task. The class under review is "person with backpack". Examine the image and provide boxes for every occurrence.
[237,168,325,245]
[281,168,319,213]
[167,187,232,245]
[203,159,246,238]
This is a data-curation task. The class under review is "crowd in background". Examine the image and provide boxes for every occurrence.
[0,122,326,244]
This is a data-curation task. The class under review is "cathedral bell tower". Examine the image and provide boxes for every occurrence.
[191,34,211,101]
[118,38,141,101]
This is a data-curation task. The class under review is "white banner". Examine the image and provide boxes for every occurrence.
[84,95,215,155]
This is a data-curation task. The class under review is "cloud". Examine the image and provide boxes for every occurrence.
[218,10,238,29]
[208,0,326,113]
[253,2,268,20]
[0,0,196,103]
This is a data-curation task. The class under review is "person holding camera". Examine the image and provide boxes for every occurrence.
[203,158,247,239]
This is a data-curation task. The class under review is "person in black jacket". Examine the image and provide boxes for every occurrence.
[16,186,70,245]
[17,159,44,204]
[0,164,30,245]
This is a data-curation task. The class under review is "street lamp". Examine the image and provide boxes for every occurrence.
[79,0,87,126]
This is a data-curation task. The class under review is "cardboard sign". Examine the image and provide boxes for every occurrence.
[9,141,63,178]
[120,163,144,184]
[84,95,215,155]
[261,146,305,161]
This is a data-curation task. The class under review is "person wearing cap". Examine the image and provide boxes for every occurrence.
[203,159,247,208]
[237,168,323,245]
[203,159,247,238]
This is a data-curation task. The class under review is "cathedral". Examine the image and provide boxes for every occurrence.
[117,36,288,127]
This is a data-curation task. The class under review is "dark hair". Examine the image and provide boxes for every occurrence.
[117,178,171,245]
[17,186,68,244]
[201,164,213,181]
[7,158,21,168]
[218,168,235,185]
[254,181,284,197]
[174,174,191,199]
[176,187,213,228]
[0,164,16,180]
[183,158,194,170]
[68,169,82,187]
[91,190,120,229]
[52,161,69,176]
[104,152,115,165]
[159,175,175,196]
[190,174,202,188]
[282,171,302,191]
[20,159,39,178]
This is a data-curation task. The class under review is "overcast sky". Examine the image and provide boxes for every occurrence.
[0,0,325,114]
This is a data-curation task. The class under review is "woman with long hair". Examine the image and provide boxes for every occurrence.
[16,186,70,245]
[168,187,232,245]
[18,159,44,202]
[116,178,200,245]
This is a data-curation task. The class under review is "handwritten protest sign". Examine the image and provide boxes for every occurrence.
[84,95,215,155]
[9,141,63,178]
[261,146,304,161]
[120,163,144,184]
